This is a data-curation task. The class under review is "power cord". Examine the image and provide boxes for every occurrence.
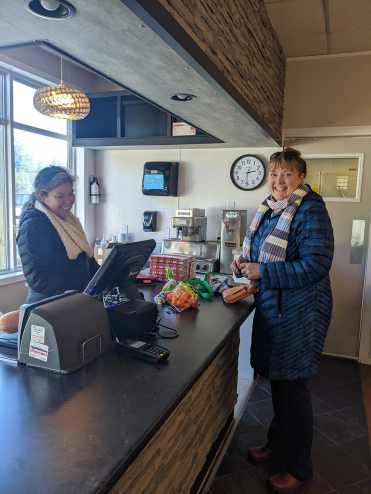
[147,318,179,339]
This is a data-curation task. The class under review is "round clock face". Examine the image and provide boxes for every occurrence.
[230,155,266,191]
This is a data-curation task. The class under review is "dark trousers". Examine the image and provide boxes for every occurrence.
[267,378,313,481]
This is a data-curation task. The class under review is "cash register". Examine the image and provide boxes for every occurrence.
[17,240,159,373]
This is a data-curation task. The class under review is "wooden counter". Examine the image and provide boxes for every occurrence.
[0,285,254,494]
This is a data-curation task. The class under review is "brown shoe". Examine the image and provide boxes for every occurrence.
[248,445,273,463]
[268,471,309,493]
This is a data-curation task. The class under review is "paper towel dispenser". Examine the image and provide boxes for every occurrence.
[18,291,114,374]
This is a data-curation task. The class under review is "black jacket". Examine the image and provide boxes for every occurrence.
[16,206,99,298]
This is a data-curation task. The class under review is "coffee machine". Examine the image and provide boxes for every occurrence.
[172,208,207,242]
[220,210,247,274]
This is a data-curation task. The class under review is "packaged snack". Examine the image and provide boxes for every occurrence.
[206,273,232,293]
[161,267,177,292]
[154,280,199,312]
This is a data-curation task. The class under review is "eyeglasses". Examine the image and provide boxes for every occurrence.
[270,150,300,161]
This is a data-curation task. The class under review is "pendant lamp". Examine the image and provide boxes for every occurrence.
[33,57,90,120]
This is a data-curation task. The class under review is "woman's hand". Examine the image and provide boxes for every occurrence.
[230,256,247,274]
[241,263,261,280]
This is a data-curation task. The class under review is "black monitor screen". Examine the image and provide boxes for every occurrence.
[84,239,156,298]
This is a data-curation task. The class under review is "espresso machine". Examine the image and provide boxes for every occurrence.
[220,210,247,274]
[164,208,220,275]
[172,208,207,242]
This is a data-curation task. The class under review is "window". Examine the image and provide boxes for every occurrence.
[305,155,364,202]
[0,71,71,274]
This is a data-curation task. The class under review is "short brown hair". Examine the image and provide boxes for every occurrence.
[268,148,307,177]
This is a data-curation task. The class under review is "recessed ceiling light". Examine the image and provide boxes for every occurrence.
[169,93,196,102]
[23,0,76,19]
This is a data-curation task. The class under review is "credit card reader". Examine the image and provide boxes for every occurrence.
[117,339,169,363]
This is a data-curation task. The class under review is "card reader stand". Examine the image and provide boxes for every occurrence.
[18,291,114,374]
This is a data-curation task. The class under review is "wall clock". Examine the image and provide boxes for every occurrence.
[230,155,266,191]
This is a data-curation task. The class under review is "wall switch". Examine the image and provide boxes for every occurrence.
[227,201,235,210]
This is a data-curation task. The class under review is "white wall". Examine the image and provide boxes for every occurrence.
[94,147,279,244]
[0,279,28,313]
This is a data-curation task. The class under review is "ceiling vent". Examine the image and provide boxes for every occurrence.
[23,0,76,20]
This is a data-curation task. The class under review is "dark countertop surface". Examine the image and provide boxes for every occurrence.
[0,285,254,494]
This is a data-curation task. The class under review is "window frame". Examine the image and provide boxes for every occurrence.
[0,68,73,276]
[303,153,364,203]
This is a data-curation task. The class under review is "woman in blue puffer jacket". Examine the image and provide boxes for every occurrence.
[231,148,334,493]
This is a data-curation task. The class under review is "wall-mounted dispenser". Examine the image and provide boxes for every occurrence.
[142,162,178,196]
[143,211,157,232]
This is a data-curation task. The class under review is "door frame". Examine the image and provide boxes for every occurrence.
[284,134,371,364]
[359,210,371,364]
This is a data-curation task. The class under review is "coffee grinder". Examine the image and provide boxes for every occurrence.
[220,210,247,274]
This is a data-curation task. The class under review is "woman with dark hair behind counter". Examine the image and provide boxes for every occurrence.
[231,148,334,493]
[16,166,99,304]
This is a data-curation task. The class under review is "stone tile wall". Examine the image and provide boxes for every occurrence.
[158,0,285,137]
[110,331,239,494]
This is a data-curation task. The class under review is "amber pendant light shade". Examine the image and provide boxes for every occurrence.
[33,57,90,120]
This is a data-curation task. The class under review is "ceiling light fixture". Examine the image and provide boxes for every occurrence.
[169,93,196,102]
[33,57,90,120]
[23,0,76,20]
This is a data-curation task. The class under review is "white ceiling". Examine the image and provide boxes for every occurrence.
[264,0,371,58]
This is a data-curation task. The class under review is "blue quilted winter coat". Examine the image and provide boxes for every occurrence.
[244,186,334,381]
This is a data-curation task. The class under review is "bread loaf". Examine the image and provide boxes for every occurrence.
[0,310,20,334]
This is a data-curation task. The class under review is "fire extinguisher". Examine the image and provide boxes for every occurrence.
[90,175,100,203]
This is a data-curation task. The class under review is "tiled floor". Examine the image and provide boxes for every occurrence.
[209,356,371,493]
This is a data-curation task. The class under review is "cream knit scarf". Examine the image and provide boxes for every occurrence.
[35,200,93,260]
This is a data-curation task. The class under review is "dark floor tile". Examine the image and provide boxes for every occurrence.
[309,374,335,391]
[208,466,270,494]
[305,471,338,493]
[312,394,335,416]
[229,425,268,458]
[215,445,250,478]
[339,436,371,468]
[318,358,360,385]
[312,426,336,451]
[248,384,271,402]
[312,385,363,410]
[256,378,272,394]
[314,411,368,444]
[245,399,274,428]
[251,464,336,493]
[235,409,262,435]
[340,405,368,429]
[338,479,371,493]
[312,445,370,490]
[339,381,364,400]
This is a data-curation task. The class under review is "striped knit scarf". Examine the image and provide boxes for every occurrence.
[242,184,309,263]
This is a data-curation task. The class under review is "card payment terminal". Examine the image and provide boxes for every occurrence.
[117,340,169,363]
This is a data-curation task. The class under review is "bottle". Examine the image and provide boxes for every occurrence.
[100,235,108,248]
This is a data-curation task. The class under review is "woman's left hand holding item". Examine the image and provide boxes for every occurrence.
[241,263,261,280]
